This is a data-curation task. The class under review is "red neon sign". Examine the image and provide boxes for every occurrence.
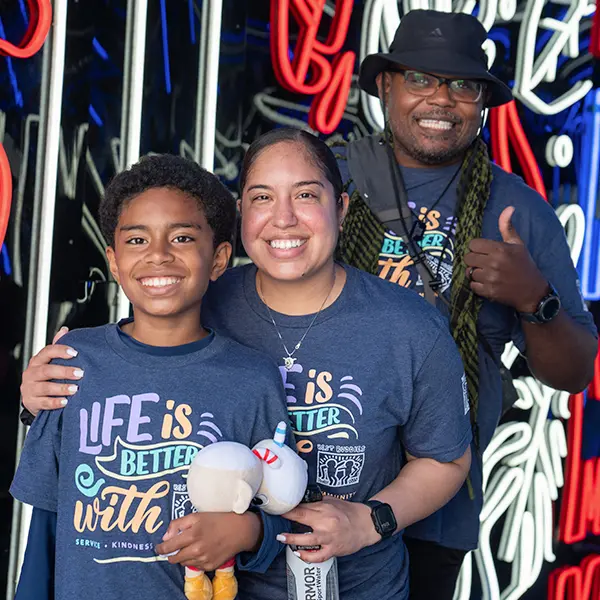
[0,0,52,249]
[590,8,600,59]
[0,0,53,58]
[0,145,11,250]
[559,355,600,545]
[548,555,600,599]
[270,0,355,134]
[489,100,547,200]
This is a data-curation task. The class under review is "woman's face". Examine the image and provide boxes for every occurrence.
[240,142,348,283]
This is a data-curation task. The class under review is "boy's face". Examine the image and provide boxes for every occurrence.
[106,187,231,320]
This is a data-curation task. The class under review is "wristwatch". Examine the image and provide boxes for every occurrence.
[365,500,397,539]
[519,283,561,324]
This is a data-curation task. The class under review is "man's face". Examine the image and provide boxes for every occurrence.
[377,69,485,167]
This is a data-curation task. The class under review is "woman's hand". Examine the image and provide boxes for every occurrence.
[155,512,263,571]
[279,497,380,563]
[21,327,83,414]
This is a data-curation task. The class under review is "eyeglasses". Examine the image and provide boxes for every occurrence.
[390,69,484,104]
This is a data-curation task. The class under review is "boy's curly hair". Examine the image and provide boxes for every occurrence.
[99,154,236,248]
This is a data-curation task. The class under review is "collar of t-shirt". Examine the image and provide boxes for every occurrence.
[116,318,215,356]
[399,162,460,192]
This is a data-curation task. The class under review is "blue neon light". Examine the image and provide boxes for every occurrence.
[0,17,24,108]
[18,0,28,25]
[1,244,12,276]
[92,37,109,61]
[188,0,196,44]
[578,89,600,301]
[88,105,104,127]
[160,0,172,95]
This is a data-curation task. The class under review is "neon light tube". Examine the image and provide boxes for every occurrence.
[194,0,223,169]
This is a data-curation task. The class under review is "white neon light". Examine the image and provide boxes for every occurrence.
[30,3,68,359]
[497,0,517,22]
[545,134,574,167]
[115,0,148,321]
[194,0,223,170]
[513,0,596,114]
[556,203,586,266]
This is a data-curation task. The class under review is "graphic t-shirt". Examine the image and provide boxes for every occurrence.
[338,150,597,550]
[11,324,290,600]
[202,264,472,600]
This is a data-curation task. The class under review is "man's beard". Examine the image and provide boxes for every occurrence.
[390,117,478,166]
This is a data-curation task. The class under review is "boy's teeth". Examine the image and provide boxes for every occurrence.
[418,119,453,130]
[140,277,181,287]
[270,239,306,249]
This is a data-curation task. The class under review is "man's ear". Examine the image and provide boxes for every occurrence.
[376,72,390,105]
[106,246,120,284]
[210,241,232,281]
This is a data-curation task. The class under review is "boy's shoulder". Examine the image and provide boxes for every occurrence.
[54,324,114,354]
[214,333,281,383]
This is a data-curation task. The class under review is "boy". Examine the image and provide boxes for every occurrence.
[11,155,290,599]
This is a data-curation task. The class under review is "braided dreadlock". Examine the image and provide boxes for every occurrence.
[335,136,492,465]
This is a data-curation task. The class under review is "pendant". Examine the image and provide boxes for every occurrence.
[283,356,297,370]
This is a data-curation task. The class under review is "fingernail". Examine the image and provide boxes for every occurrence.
[276,534,286,543]
[73,369,84,378]
[60,399,68,406]
[68,385,78,394]
[293,551,301,557]
[66,348,78,357]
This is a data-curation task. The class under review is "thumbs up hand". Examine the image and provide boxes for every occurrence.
[498,206,523,245]
[464,207,549,312]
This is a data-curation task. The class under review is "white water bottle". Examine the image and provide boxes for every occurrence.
[286,484,340,600]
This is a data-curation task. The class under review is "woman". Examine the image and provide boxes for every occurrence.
[19,128,471,600]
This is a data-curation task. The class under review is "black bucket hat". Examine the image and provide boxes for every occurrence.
[359,10,513,107]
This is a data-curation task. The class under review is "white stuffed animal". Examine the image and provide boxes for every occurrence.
[252,422,308,515]
[183,422,307,600]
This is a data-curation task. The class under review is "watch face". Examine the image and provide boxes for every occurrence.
[540,295,561,321]
[374,504,397,535]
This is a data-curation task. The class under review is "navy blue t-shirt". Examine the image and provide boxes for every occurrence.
[202,264,472,600]
[338,148,597,550]
[11,324,290,600]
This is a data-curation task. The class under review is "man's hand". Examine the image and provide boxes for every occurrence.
[155,512,263,571]
[278,497,379,563]
[464,206,549,312]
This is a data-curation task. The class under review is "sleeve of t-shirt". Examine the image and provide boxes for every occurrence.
[237,362,295,573]
[10,409,62,512]
[14,507,57,600]
[509,191,597,352]
[401,328,473,462]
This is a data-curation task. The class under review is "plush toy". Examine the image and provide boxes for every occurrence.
[184,422,308,600]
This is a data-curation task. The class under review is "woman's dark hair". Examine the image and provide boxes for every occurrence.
[99,154,236,248]
[239,128,343,200]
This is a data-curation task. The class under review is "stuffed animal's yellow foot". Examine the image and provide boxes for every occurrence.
[212,569,238,600]
[185,572,213,600]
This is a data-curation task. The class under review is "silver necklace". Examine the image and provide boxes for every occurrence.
[258,269,337,371]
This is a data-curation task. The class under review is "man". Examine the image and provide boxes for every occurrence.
[334,10,598,600]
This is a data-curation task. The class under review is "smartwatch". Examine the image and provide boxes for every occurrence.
[365,500,397,539]
[519,283,561,324]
